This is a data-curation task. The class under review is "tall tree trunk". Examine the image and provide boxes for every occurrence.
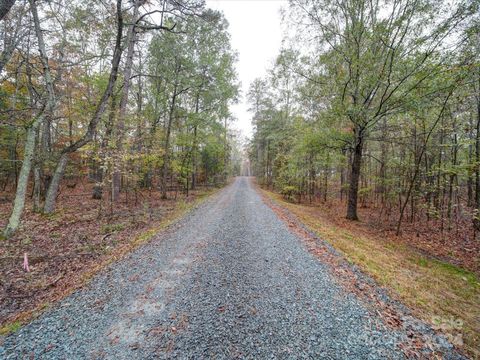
[3,117,42,237]
[43,153,69,213]
[135,50,144,153]
[3,0,57,235]
[31,0,56,208]
[266,139,270,188]
[310,171,315,202]
[112,0,142,201]
[346,125,364,220]
[30,0,56,114]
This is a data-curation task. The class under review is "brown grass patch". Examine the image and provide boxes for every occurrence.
[260,188,480,359]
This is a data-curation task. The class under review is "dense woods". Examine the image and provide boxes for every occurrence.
[249,0,480,242]
[0,0,240,237]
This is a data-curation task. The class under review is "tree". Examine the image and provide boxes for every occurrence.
[249,0,479,239]
[0,0,239,236]
[148,9,238,198]
[289,0,476,220]
[42,0,126,214]
[3,0,65,236]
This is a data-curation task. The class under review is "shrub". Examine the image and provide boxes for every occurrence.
[281,185,299,203]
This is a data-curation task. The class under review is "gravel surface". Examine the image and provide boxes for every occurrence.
[0,177,463,359]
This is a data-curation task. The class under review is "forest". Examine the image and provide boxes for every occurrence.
[0,0,240,237]
[249,0,480,270]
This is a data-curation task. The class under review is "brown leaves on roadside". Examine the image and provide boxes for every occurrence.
[0,183,207,331]
[256,188,459,358]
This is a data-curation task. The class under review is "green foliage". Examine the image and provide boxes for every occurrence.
[144,9,239,190]
[281,185,300,203]
[0,321,22,335]
[248,0,479,232]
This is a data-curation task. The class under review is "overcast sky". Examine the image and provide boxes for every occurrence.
[205,0,285,138]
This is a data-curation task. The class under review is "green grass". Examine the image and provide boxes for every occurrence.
[0,321,22,335]
[100,223,126,234]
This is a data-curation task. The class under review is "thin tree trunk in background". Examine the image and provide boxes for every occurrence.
[191,92,200,190]
[266,140,270,188]
[447,116,458,229]
[112,0,142,201]
[93,94,118,199]
[9,135,19,190]
[340,149,346,201]
[378,118,387,204]
[410,118,418,223]
[473,32,480,234]
[31,0,56,209]
[307,152,315,204]
[434,120,444,210]
[191,125,197,190]
[396,92,453,235]
[223,117,228,183]
[33,150,41,212]
[135,49,144,152]
[467,116,474,207]
[160,84,178,199]
[474,69,480,232]
[324,153,329,203]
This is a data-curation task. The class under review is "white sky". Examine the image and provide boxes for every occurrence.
[205,0,285,138]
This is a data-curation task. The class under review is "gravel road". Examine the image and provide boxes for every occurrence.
[0,177,462,359]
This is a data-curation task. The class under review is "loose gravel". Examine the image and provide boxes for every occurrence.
[0,177,464,359]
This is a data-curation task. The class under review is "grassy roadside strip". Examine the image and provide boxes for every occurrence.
[260,188,480,359]
[0,187,221,337]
